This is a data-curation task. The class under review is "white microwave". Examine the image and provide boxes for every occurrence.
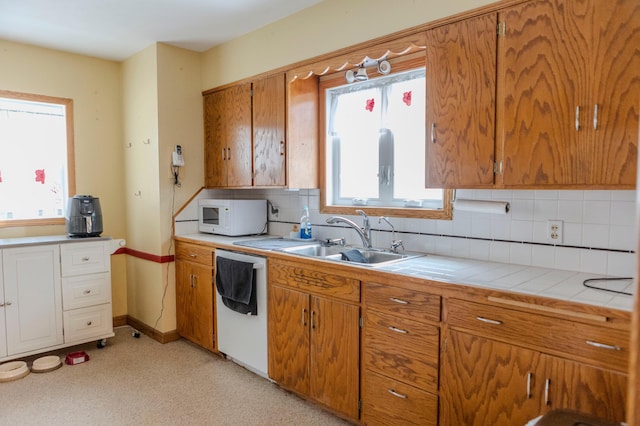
[198,199,267,236]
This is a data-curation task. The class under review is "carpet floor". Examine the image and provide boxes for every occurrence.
[0,326,350,426]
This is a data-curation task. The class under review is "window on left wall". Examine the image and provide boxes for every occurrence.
[0,90,75,227]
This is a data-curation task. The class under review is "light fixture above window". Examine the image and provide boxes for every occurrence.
[344,58,391,83]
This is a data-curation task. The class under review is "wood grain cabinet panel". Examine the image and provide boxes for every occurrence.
[425,12,497,188]
[267,260,360,420]
[204,84,253,188]
[441,299,629,424]
[253,74,286,187]
[362,282,440,425]
[362,369,438,426]
[175,242,215,352]
[499,0,640,187]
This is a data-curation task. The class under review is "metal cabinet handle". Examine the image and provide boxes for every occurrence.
[431,123,436,143]
[279,140,285,156]
[188,253,197,258]
[526,372,533,398]
[310,311,316,329]
[389,297,409,305]
[82,256,90,262]
[227,147,231,161]
[586,340,621,351]
[388,389,408,399]
[302,308,307,327]
[0,302,4,307]
[544,379,551,405]
[84,289,92,294]
[575,106,581,131]
[5,301,12,306]
[593,104,599,130]
[87,321,92,326]
[476,316,503,325]
[221,147,226,161]
[388,326,408,334]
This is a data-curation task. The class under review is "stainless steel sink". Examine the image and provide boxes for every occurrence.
[276,243,422,267]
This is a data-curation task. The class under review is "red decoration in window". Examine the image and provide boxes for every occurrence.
[35,169,45,184]
[0,170,2,183]
[365,98,375,112]
[403,91,412,106]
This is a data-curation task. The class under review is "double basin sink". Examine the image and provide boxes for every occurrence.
[275,242,423,267]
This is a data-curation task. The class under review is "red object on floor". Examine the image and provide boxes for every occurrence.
[65,351,90,365]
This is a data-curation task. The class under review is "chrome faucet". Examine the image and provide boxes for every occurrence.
[326,209,372,248]
[379,216,404,253]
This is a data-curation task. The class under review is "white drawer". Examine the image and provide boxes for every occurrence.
[63,304,113,344]
[62,272,111,310]
[61,242,110,276]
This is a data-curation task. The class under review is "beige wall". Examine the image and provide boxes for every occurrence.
[0,39,128,317]
[122,43,203,332]
[201,0,496,90]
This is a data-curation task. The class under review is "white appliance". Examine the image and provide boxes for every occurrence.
[214,249,268,378]
[198,199,267,236]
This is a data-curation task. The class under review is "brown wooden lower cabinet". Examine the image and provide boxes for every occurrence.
[268,283,360,420]
[175,241,215,352]
[440,330,628,425]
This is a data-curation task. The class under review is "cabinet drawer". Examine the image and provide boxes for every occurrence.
[61,242,110,276]
[446,299,629,371]
[365,282,440,322]
[63,304,113,344]
[269,261,359,303]
[364,309,439,392]
[62,272,111,310]
[362,369,437,426]
[175,241,213,267]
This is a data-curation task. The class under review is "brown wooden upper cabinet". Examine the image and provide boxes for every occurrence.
[499,0,640,188]
[204,73,318,189]
[204,83,253,188]
[425,12,497,188]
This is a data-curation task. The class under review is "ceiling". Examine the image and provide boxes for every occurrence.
[0,0,323,61]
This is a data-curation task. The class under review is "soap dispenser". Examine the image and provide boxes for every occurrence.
[300,206,312,239]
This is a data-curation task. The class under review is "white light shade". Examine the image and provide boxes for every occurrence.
[355,67,368,81]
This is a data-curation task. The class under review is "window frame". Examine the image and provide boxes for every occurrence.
[0,89,76,228]
[319,53,452,220]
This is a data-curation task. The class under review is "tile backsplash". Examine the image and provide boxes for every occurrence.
[175,188,637,277]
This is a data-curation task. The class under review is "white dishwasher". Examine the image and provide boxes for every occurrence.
[214,249,268,378]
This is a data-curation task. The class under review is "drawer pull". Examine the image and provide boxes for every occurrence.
[388,389,408,399]
[544,378,551,406]
[388,326,408,334]
[84,289,92,294]
[389,297,409,305]
[586,340,621,351]
[526,372,533,398]
[87,321,93,326]
[476,316,502,325]
[82,256,90,262]
[189,253,197,258]
[302,308,307,327]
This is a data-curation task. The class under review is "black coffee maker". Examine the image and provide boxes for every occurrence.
[66,195,103,237]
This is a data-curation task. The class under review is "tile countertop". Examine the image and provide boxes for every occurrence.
[178,233,637,312]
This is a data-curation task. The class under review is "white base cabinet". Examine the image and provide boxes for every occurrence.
[0,238,114,362]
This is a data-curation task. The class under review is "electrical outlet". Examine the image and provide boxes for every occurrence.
[547,220,563,243]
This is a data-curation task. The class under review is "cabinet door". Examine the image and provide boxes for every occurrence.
[545,355,628,423]
[204,84,253,188]
[2,245,63,355]
[425,13,497,188]
[440,330,542,426]
[175,260,214,351]
[500,0,589,186]
[267,285,310,396]
[309,296,360,419]
[586,0,640,186]
[204,90,227,187]
[253,74,286,187]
